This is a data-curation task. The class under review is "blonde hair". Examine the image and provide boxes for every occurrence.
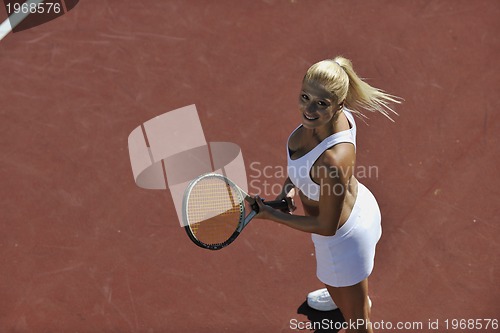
[304,56,402,121]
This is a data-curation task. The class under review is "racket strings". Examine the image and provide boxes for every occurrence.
[186,177,244,245]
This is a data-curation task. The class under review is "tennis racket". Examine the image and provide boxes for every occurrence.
[182,173,291,250]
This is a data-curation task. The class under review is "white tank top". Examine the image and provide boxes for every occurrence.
[287,109,357,201]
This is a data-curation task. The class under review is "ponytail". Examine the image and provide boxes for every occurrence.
[304,56,402,121]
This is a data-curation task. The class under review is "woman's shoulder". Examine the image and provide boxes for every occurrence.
[317,143,355,177]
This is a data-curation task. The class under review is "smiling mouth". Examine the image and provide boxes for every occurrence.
[304,114,319,121]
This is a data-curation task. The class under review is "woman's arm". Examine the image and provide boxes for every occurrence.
[275,177,295,200]
[255,149,349,236]
[274,176,297,213]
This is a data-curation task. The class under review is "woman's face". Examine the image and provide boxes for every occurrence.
[299,80,341,129]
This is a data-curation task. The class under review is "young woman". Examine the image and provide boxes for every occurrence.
[254,56,400,333]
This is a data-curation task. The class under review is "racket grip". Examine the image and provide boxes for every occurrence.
[262,198,290,210]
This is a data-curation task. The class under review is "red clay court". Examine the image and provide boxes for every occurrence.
[1,1,499,332]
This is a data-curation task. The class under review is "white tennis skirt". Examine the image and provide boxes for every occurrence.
[311,183,382,287]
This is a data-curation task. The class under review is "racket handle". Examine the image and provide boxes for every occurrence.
[263,199,290,210]
[250,197,292,213]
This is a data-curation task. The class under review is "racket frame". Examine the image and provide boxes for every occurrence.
[182,173,287,250]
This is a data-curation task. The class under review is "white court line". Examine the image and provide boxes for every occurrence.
[0,0,46,41]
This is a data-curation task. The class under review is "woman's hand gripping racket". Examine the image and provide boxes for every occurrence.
[182,173,293,250]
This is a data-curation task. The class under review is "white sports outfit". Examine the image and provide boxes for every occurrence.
[287,109,382,287]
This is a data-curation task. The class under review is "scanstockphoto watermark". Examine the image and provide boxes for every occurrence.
[289,318,499,331]
[290,318,424,331]
[249,161,379,197]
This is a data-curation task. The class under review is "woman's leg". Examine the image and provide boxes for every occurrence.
[325,278,373,333]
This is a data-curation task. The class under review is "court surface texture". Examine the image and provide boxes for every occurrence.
[1,1,498,332]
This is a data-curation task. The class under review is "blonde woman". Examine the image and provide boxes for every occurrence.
[254,56,400,333]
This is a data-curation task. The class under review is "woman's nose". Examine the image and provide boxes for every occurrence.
[306,103,317,113]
